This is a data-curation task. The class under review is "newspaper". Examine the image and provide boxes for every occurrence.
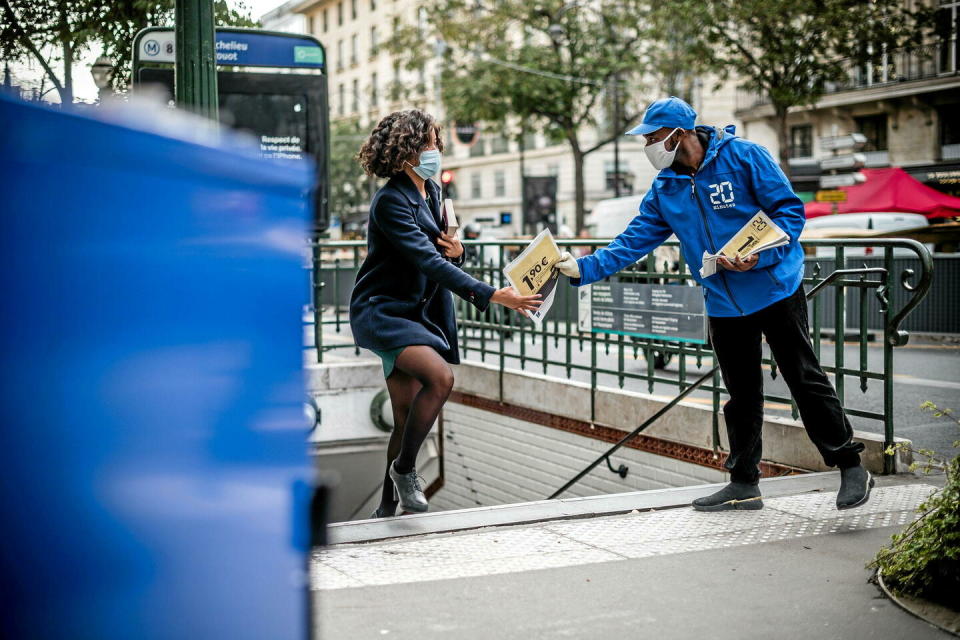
[502,228,562,326]
[700,211,789,278]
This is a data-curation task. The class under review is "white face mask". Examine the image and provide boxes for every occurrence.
[644,128,682,170]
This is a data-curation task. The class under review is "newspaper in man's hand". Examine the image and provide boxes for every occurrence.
[502,228,562,326]
[700,211,789,278]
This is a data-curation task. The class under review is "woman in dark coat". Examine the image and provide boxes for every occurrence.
[350,110,540,517]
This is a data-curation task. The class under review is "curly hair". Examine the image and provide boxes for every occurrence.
[356,109,444,178]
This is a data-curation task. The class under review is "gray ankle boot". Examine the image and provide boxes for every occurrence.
[388,461,429,513]
[692,481,763,511]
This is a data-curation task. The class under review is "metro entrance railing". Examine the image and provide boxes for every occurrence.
[308,238,934,474]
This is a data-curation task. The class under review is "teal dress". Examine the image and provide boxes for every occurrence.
[372,347,404,378]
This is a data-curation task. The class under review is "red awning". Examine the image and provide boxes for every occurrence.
[805,167,960,219]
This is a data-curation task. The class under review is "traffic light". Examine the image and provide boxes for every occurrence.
[440,170,456,199]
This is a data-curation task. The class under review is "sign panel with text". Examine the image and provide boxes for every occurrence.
[578,282,707,344]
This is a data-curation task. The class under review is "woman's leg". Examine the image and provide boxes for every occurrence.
[391,345,454,474]
[377,368,421,512]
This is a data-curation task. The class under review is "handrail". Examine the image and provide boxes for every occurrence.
[547,266,890,500]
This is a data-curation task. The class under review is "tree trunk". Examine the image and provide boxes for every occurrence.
[58,1,73,106]
[772,105,791,179]
[567,131,586,233]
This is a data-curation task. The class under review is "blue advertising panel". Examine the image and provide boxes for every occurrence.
[135,27,325,69]
[0,95,315,639]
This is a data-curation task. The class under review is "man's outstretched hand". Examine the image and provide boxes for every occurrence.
[718,254,758,272]
[555,251,580,278]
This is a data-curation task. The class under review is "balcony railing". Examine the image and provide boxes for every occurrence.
[736,40,959,112]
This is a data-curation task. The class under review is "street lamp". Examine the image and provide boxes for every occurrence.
[90,56,114,102]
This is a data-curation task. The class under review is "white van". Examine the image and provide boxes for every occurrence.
[802,212,930,257]
[587,194,682,272]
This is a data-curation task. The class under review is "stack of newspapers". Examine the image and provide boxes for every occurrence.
[700,211,789,278]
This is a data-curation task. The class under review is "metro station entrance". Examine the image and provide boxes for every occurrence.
[133,27,330,232]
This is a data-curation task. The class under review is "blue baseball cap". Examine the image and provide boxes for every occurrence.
[626,96,697,136]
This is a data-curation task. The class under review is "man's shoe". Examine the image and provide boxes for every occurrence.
[692,482,763,512]
[837,464,874,510]
[388,460,429,513]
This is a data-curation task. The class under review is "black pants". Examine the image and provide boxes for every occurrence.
[709,284,863,484]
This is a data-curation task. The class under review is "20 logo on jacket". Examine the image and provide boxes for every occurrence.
[709,181,735,209]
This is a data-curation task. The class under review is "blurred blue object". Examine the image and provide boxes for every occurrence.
[0,95,315,639]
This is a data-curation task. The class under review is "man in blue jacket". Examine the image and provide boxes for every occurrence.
[556,96,872,511]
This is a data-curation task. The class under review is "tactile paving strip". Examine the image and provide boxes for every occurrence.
[311,484,937,591]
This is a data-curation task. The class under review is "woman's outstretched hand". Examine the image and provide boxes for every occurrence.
[491,287,542,318]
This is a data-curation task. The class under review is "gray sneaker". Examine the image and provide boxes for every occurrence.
[837,465,874,510]
[369,504,396,519]
[692,481,763,511]
[389,461,429,513]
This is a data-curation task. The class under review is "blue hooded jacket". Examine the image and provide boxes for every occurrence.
[573,125,807,317]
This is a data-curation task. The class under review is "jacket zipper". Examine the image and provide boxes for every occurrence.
[691,180,745,315]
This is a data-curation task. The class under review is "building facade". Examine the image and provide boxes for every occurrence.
[276,0,743,236]
[735,1,960,200]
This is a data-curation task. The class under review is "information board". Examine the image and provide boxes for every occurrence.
[578,282,707,343]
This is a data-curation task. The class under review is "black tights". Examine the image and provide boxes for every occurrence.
[378,345,454,510]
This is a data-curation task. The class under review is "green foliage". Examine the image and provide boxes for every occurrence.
[0,0,258,101]
[673,0,931,170]
[871,403,960,610]
[329,116,374,235]
[99,0,259,90]
[382,0,695,230]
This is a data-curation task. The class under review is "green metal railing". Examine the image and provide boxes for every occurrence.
[308,237,933,474]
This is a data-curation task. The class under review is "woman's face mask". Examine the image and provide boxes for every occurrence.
[644,128,682,170]
[408,149,442,180]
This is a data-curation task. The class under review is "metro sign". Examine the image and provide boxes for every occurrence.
[820,133,867,152]
[820,172,867,189]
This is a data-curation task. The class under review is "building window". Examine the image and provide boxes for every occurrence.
[604,160,633,193]
[940,104,960,160]
[471,172,482,199]
[491,135,509,154]
[789,124,813,158]
[351,34,358,65]
[336,40,343,71]
[935,2,959,74]
[494,170,505,197]
[352,78,359,113]
[370,26,378,56]
[337,1,343,26]
[469,138,486,158]
[351,0,357,20]
[854,114,888,152]
[322,8,328,32]
[418,7,428,37]
[306,15,315,34]
[521,130,538,151]
[370,72,378,106]
[370,0,376,10]
[338,83,344,116]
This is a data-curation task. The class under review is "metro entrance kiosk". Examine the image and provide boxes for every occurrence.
[133,27,330,232]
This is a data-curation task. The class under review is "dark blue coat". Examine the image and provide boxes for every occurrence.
[349,172,496,364]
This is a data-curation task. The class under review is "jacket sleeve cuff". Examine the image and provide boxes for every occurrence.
[467,281,496,312]
[755,248,782,270]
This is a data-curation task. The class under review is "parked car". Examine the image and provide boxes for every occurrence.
[802,212,931,257]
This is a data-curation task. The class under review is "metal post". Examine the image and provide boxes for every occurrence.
[519,122,526,235]
[175,0,219,121]
[613,74,621,198]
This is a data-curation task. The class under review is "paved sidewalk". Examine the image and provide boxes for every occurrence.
[313,480,951,639]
